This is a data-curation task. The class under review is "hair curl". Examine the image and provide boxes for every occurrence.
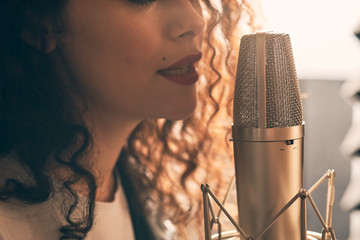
[0,0,263,239]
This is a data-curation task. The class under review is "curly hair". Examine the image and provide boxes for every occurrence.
[0,0,263,239]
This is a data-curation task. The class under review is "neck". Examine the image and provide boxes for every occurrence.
[85,109,139,202]
[49,51,140,202]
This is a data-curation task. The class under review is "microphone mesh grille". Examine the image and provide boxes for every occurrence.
[234,33,304,128]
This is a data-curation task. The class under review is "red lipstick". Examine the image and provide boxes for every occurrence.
[157,52,202,86]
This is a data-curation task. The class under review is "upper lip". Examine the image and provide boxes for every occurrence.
[158,52,202,71]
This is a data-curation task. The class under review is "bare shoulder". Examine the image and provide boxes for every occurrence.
[0,156,62,240]
[0,198,63,240]
[0,200,32,240]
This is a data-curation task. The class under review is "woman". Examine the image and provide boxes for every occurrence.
[0,0,260,239]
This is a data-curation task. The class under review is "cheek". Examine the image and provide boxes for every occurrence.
[111,26,162,77]
[61,28,158,103]
[57,2,198,119]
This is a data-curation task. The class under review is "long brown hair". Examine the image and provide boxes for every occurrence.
[0,0,263,239]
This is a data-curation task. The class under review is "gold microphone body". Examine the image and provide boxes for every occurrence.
[233,126,304,240]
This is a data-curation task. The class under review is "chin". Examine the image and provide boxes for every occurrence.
[162,100,197,121]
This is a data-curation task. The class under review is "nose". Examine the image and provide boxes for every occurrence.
[167,0,205,41]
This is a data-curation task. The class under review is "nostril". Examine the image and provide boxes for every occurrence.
[355,91,360,101]
[178,31,195,38]
[167,1,204,41]
[353,149,360,157]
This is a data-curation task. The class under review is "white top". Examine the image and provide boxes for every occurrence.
[0,172,135,240]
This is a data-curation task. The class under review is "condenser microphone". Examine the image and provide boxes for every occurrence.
[232,32,304,240]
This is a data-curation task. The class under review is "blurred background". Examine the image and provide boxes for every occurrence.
[208,1,360,239]
[261,0,360,239]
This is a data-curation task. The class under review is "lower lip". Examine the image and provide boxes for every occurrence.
[158,65,199,86]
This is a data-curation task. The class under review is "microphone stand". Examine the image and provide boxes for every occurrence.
[201,169,337,240]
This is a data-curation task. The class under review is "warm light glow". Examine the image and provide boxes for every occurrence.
[261,0,360,80]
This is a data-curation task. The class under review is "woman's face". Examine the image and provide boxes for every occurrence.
[55,0,205,122]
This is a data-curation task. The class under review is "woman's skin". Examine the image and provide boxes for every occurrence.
[49,0,205,201]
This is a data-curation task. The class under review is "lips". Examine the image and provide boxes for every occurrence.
[157,52,202,86]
